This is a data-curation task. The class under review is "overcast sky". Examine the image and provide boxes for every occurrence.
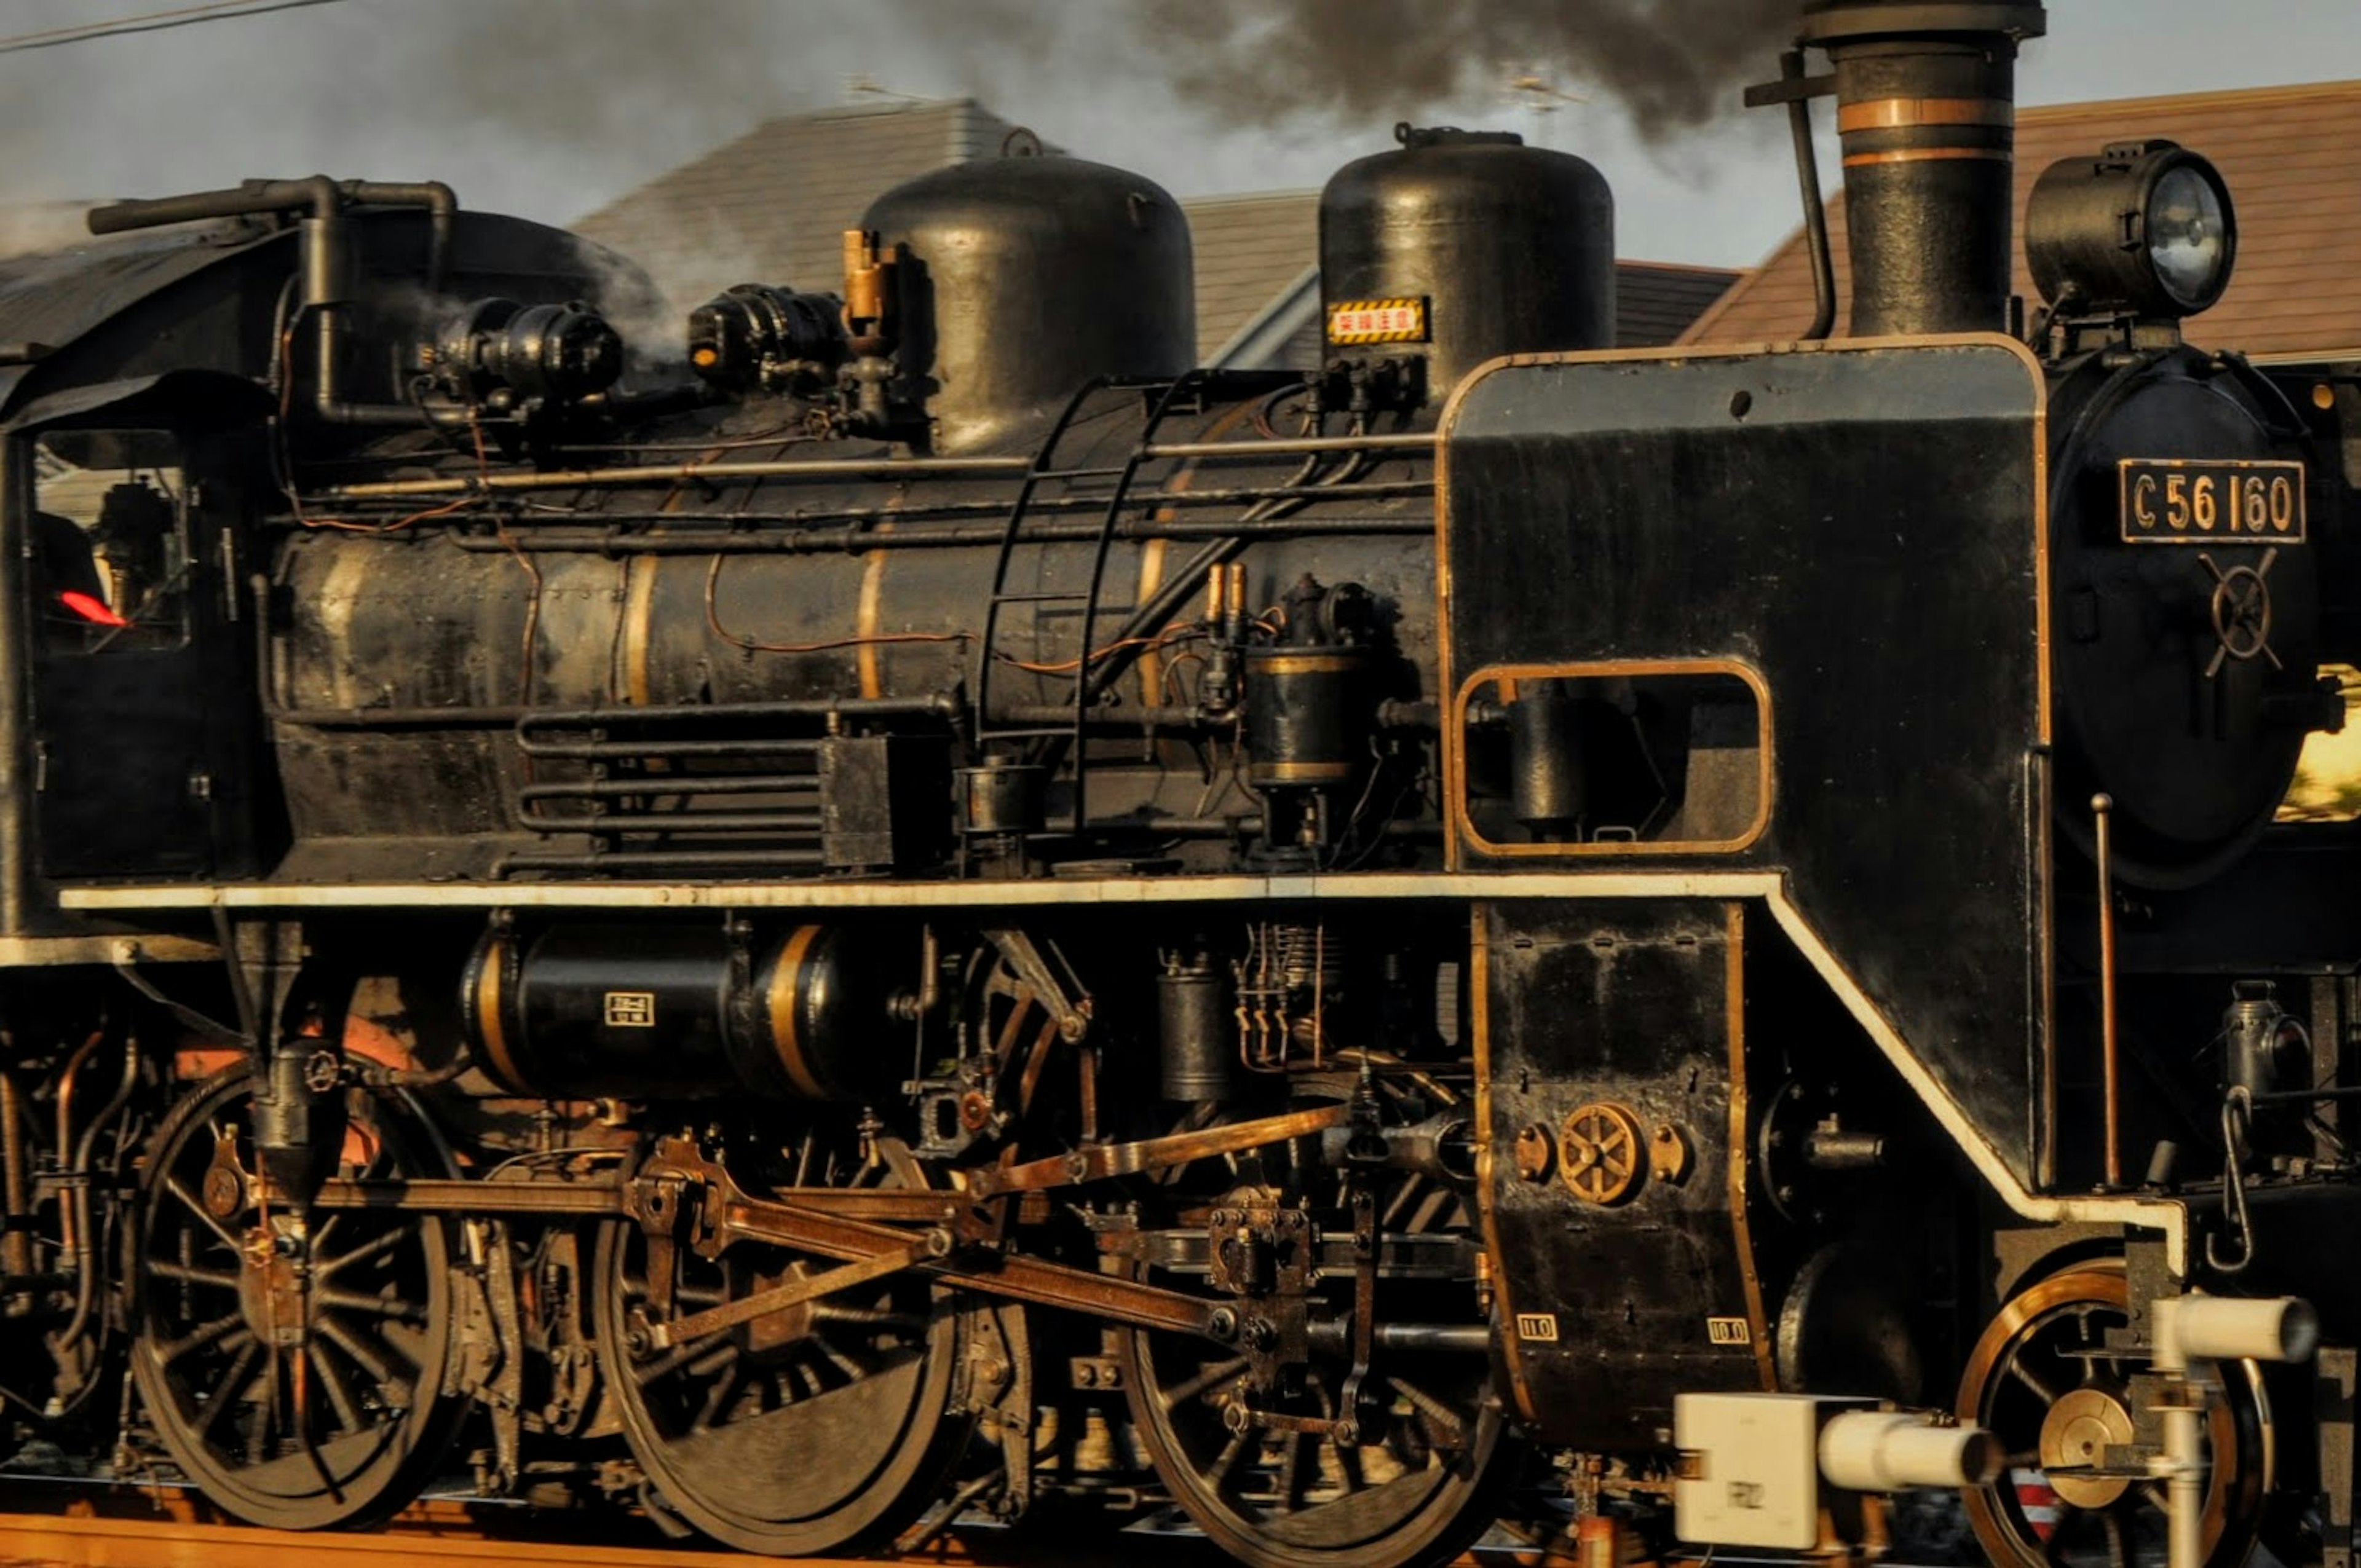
[1,0,2355,269]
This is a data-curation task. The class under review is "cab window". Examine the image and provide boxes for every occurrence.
[32,428,190,652]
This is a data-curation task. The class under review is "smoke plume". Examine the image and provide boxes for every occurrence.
[0,0,1813,288]
[1101,0,1801,137]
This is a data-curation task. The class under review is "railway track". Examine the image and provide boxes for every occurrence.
[0,1482,1586,1568]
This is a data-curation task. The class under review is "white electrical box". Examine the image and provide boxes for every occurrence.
[1673,1393,1872,1550]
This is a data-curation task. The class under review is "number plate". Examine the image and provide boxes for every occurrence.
[2119,459,2306,545]
[1326,297,1430,345]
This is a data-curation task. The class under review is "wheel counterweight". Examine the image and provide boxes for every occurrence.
[593,1135,978,1556]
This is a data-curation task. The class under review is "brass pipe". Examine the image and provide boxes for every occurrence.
[2094,793,2121,1188]
[0,1073,27,1280]
[1139,435,1436,460]
[315,455,1035,502]
[309,435,1433,503]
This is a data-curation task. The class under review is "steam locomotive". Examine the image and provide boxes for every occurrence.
[0,2,2352,1564]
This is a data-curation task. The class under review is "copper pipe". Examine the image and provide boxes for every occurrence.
[52,1029,104,1254]
[2094,793,2121,1188]
[52,1031,104,1182]
[57,1036,139,1355]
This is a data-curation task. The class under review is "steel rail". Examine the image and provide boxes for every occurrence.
[0,1500,1543,1566]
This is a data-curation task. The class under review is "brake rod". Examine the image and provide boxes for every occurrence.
[962,1104,1348,1198]
[303,1178,968,1226]
[636,1140,1236,1343]
[640,1229,953,1350]
[309,1106,1345,1216]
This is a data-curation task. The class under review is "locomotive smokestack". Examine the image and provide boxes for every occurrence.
[1800,0,2047,337]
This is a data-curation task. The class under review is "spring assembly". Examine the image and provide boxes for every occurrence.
[1233,922,1343,1072]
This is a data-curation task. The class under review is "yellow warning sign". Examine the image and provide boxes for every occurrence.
[1326,297,1431,345]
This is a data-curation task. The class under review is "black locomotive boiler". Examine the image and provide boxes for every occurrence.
[0,4,2356,1566]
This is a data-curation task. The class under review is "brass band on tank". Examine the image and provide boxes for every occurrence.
[759,923,832,1102]
[465,931,531,1095]
[1835,97,2015,133]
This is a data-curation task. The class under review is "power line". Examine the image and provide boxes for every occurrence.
[0,0,355,59]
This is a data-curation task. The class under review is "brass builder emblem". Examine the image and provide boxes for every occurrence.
[604,991,657,1028]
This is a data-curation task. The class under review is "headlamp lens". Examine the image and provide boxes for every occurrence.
[2149,165,2229,309]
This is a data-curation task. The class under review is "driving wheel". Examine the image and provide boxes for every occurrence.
[595,1134,977,1556]
[128,1068,459,1530]
[1118,1174,1510,1568]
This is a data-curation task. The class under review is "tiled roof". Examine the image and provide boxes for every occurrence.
[1184,192,1322,363]
[572,98,1042,309]
[1618,262,1746,347]
[1685,79,2361,355]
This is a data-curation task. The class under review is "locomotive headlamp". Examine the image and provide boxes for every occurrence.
[2028,140,2239,319]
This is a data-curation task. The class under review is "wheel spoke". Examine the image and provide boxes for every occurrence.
[164,1175,247,1255]
[315,1314,405,1395]
[815,1335,882,1383]
[1158,1355,1251,1412]
[314,1226,408,1282]
[632,1327,732,1388]
[686,1341,740,1381]
[1385,1374,1469,1448]
[148,1259,242,1293]
[1332,1432,1367,1493]
[1204,1427,1252,1492]
[315,1286,427,1323]
[809,1302,925,1333]
[307,1211,345,1258]
[157,1311,247,1366]
[192,1341,263,1440]
[304,1344,364,1436]
[1274,1429,1307,1514]
[2041,1501,2084,1567]
[695,1365,746,1432]
[247,1350,281,1465]
[2007,1354,2062,1406]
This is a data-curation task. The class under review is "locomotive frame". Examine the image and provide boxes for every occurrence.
[0,4,2355,1567]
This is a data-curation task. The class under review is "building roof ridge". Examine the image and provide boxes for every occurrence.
[2021,76,2361,122]
[1181,189,1323,209]
[1615,258,1748,278]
